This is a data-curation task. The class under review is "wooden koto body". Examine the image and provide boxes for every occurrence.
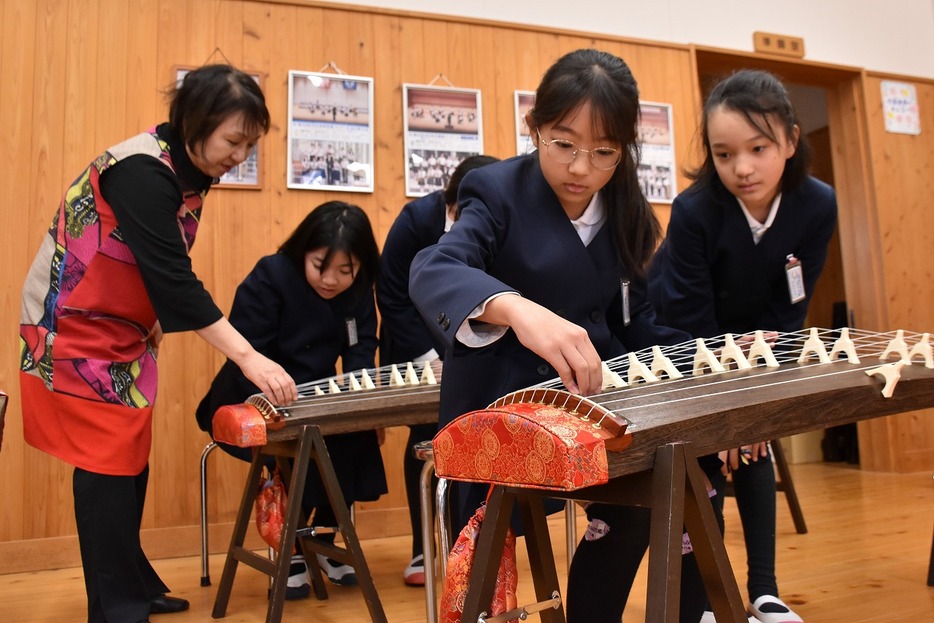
[446,328,934,623]
[212,361,442,446]
[435,328,934,489]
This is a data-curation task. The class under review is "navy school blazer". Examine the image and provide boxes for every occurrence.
[409,154,687,430]
[376,190,448,365]
[648,175,838,339]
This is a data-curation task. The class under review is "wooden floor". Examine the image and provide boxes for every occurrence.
[4,462,933,622]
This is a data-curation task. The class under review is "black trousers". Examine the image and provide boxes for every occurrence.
[73,465,167,623]
[565,502,716,623]
[710,447,779,602]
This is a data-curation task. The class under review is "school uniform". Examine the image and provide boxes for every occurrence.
[648,175,838,337]
[377,190,448,364]
[410,154,694,622]
[410,155,685,430]
[376,190,449,563]
[197,253,387,511]
[647,174,838,607]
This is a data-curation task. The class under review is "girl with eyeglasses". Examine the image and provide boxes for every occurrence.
[410,48,706,622]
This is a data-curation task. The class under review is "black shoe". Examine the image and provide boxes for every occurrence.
[150,595,190,614]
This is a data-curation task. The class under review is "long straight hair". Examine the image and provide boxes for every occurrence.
[528,48,660,276]
[278,201,380,301]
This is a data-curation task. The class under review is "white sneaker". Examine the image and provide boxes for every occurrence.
[748,595,803,623]
[285,555,310,600]
[403,554,425,586]
[316,553,357,586]
[699,611,763,623]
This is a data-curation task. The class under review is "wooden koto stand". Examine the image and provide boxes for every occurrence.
[210,363,441,623]
[447,329,934,623]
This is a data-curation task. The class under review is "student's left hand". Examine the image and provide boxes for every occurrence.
[722,441,770,472]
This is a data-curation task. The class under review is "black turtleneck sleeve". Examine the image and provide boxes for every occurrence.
[100,134,223,333]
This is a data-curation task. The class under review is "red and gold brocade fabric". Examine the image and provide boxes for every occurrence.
[432,401,609,491]
[440,502,518,623]
[212,403,269,447]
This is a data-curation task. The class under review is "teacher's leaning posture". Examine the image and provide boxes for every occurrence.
[18,64,297,623]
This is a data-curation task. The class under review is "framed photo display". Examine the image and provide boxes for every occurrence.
[287,71,375,192]
[175,66,264,189]
[402,84,483,197]
[514,90,536,156]
[637,101,677,203]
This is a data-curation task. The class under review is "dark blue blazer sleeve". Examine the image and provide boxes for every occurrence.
[649,176,837,337]
[376,191,447,363]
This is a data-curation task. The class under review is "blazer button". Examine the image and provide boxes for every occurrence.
[536,364,550,376]
[437,312,447,324]
[442,318,451,330]
[590,310,602,323]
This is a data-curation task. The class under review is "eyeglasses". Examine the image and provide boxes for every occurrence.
[537,130,622,170]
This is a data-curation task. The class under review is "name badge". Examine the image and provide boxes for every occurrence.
[345,318,358,346]
[621,279,631,326]
[785,255,806,304]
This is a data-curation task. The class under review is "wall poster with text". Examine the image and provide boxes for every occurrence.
[287,71,375,192]
[638,101,676,203]
[514,90,536,156]
[403,84,483,197]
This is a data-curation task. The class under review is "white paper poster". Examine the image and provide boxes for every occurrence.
[881,81,921,135]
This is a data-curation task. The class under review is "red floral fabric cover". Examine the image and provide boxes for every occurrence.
[440,502,518,622]
[254,467,287,552]
[433,402,609,491]
[212,403,268,447]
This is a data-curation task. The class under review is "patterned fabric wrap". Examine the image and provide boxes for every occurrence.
[433,402,610,491]
[255,467,288,552]
[18,130,205,475]
[212,403,269,447]
[440,502,518,622]
[19,131,203,403]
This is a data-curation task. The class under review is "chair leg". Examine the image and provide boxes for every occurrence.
[200,441,218,586]
[927,520,934,586]
[436,477,452,581]
[564,499,577,573]
[771,439,808,534]
[419,458,438,623]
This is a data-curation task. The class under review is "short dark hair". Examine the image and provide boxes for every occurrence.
[168,64,270,154]
[690,69,811,193]
[278,201,380,299]
[444,155,500,212]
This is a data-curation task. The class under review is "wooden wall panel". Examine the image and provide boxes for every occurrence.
[856,74,934,472]
[0,0,37,547]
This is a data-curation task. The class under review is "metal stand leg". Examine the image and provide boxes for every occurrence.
[564,500,577,573]
[419,458,438,623]
[200,441,218,586]
[436,477,452,580]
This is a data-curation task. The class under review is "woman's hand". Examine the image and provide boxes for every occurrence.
[141,321,164,355]
[238,350,298,407]
[195,317,298,406]
[482,295,603,396]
